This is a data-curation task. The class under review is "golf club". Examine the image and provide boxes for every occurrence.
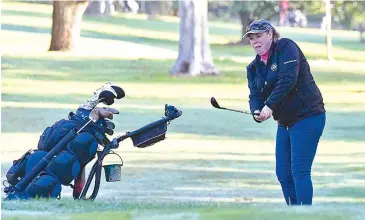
[210,97,259,116]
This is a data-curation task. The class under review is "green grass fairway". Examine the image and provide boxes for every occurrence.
[1,2,365,220]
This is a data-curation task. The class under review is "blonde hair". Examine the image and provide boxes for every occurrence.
[272,28,280,42]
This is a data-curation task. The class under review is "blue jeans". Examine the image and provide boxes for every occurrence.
[275,113,326,205]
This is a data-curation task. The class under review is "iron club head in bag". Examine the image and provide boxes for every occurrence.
[210,97,259,116]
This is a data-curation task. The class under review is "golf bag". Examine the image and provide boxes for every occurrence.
[3,83,182,201]
[4,82,125,200]
[4,109,109,199]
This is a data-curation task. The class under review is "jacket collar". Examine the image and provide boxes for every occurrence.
[254,40,278,65]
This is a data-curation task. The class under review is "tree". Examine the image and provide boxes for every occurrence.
[359,24,365,43]
[144,1,174,20]
[85,0,115,16]
[49,0,89,51]
[331,0,365,43]
[208,1,232,20]
[232,1,277,44]
[325,0,333,61]
[170,0,219,76]
[331,1,365,30]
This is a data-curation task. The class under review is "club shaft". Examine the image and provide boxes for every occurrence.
[211,97,257,115]
[220,107,251,114]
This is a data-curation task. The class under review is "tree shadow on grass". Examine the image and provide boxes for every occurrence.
[3,7,365,52]
[1,9,51,18]
[1,23,178,50]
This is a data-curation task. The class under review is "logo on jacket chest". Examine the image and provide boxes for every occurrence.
[271,63,277,71]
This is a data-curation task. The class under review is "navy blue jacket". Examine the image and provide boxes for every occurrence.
[246,38,325,126]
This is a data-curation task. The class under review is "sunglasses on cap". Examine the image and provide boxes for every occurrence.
[242,20,273,39]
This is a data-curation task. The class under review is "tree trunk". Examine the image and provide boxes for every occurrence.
[359,24,365,43]
[145,1,161,20]
[325,0,333,61]
[49,0,89,51]
[170,0,219,76]
[239,11,251,44]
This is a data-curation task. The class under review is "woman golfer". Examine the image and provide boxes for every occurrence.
[244,19,326,205]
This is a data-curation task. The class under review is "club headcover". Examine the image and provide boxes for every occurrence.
[80,82,125,110]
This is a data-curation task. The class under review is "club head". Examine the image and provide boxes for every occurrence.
[111,85,125,99]
[210,97,221,109]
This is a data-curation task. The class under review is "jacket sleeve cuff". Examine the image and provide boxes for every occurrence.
[264,100,276,111]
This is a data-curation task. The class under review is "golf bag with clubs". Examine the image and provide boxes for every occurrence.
[3,82,182,201]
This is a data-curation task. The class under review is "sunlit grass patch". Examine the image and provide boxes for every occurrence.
[2,53,365,87]
[297,42,365,62]
[325,187,365,199]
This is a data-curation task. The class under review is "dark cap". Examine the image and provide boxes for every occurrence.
[242,19,274,39]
